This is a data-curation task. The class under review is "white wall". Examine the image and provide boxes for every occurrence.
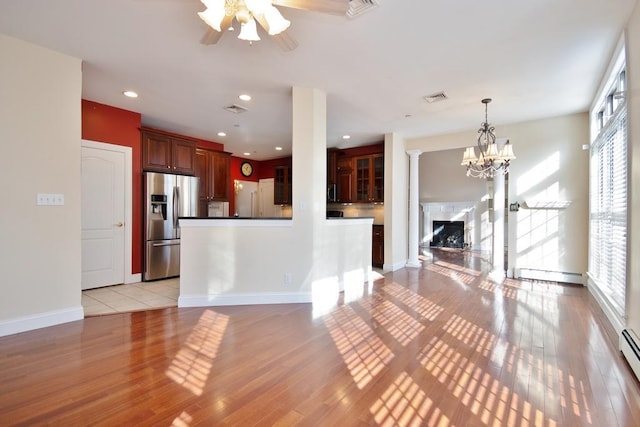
[0,34,83,336]
[501,113,589,277]
[179,88,374,310]
[407,113,589,277]
[384,132,409,271]
[179,218,373,310]
[625,2,640,334]
[419,148,488,203]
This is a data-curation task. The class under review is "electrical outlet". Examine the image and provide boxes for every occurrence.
[37,193,65,206]
[284,273,292,284]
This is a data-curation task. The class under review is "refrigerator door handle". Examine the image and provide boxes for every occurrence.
[152,241,181,247]
[173,186,179,229]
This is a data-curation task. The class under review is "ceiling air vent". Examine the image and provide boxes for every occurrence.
[224,104,249,114]
[423,92,448,104]
[347,0,379,18]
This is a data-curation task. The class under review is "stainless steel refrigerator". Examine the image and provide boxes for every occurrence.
[144,172,199,281]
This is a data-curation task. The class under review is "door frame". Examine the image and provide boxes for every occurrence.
[81,139,136,284]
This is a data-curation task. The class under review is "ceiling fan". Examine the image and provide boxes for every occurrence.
[197,0,354,51]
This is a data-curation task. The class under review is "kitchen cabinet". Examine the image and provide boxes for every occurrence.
[274,165,292,205]
[336,157,353,203]
[195,148,230,216]
[142,129,196,175]
[372,224,384,267]
[354,154,384,202]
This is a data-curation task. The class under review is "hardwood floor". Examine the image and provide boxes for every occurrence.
[2,249,640,426]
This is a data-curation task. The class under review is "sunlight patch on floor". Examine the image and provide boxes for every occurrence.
[324,304,394,389]
[166,309,229,396]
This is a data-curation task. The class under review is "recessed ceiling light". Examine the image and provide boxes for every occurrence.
[275,146,283,151]
[123,90,138,98]
[217,132,226,137]
[239,94,251,101]
[342,135,351,140]
[243,152,251,156]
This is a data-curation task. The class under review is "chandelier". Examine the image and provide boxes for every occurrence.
[461,98,515,178]
[198,0,291,42]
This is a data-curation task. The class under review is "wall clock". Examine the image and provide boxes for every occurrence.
[241,161,253,177]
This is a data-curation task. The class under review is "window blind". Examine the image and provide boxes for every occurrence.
[589,104,627,315]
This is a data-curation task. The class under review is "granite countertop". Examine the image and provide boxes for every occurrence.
[181,216,376,220]
[180,216,291,220]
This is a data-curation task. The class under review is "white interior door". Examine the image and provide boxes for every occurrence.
[258,178,276,217]
[81,146,125,289]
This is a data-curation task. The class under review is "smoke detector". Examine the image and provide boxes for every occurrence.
[224,104,249,114]
[423,92,448,103]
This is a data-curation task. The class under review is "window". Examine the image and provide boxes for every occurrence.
[588,45,627,317]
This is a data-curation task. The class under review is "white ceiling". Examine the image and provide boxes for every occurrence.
[0,0,635,160]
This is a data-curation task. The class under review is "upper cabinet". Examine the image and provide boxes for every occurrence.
[142,129,197,175]
[354,154,384,202]
[274,165,292,205]
[195,148,230,216]
[336,156,354,203]
[332,143,384,203]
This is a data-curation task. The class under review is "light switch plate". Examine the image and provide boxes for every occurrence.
[37,193,65,206]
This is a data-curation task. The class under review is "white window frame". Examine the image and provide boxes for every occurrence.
[587,36,628,330]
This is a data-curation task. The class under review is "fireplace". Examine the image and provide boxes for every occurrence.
[430,220,464,248]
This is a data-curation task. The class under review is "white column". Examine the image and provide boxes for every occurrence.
[406,149,422,267]
[420,203,431,247]
[492,172,505,277]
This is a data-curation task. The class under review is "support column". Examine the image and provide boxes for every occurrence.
[492,172,505,277]
[406,149,422,268]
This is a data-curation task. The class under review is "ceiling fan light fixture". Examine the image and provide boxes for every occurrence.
[244,0,272,15]
[198,0,226,31]
[264,6,290,35]
[238,17,261,41]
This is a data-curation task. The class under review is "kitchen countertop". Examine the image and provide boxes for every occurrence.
[180,216,375,220]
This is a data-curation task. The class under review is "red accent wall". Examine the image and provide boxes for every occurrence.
[258,156,292,179]
[228,157,259,216]
[81,100,143,275]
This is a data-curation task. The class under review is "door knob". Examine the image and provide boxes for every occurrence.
[114,222,124,227]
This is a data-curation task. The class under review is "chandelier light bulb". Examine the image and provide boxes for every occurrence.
[245,0,272,15]
[264,6,291,35]
[198,0,226,32]
[238,17,261,41]
[461,98,515,179]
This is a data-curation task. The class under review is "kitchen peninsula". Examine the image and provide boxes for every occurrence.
[178,216,374,308]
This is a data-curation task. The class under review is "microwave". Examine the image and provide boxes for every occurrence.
[327,183,337,202]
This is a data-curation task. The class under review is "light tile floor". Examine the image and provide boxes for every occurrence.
[82,278,179,316]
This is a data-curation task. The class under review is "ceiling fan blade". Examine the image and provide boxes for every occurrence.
[200,14,234,45]
[272,0,349,15]
[255,14,298,51]
[272,31,299,51]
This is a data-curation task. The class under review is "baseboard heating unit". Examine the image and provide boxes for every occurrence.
[513,268,585,285]
[621,329,640,382]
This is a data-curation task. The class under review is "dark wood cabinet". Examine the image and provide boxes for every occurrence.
[372,224,384,267]
[331,144,384,204]
[274,165,292,205]
[142,129,196,175]
[336,157,353,202]
[354,154,384,202]
[195,148,230,216]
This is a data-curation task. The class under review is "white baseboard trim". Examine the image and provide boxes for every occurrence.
[586,277,625,336]
[178,292,313,307]
[0,306,84,337]
[385,260,407,271]
[125,273,142,284]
